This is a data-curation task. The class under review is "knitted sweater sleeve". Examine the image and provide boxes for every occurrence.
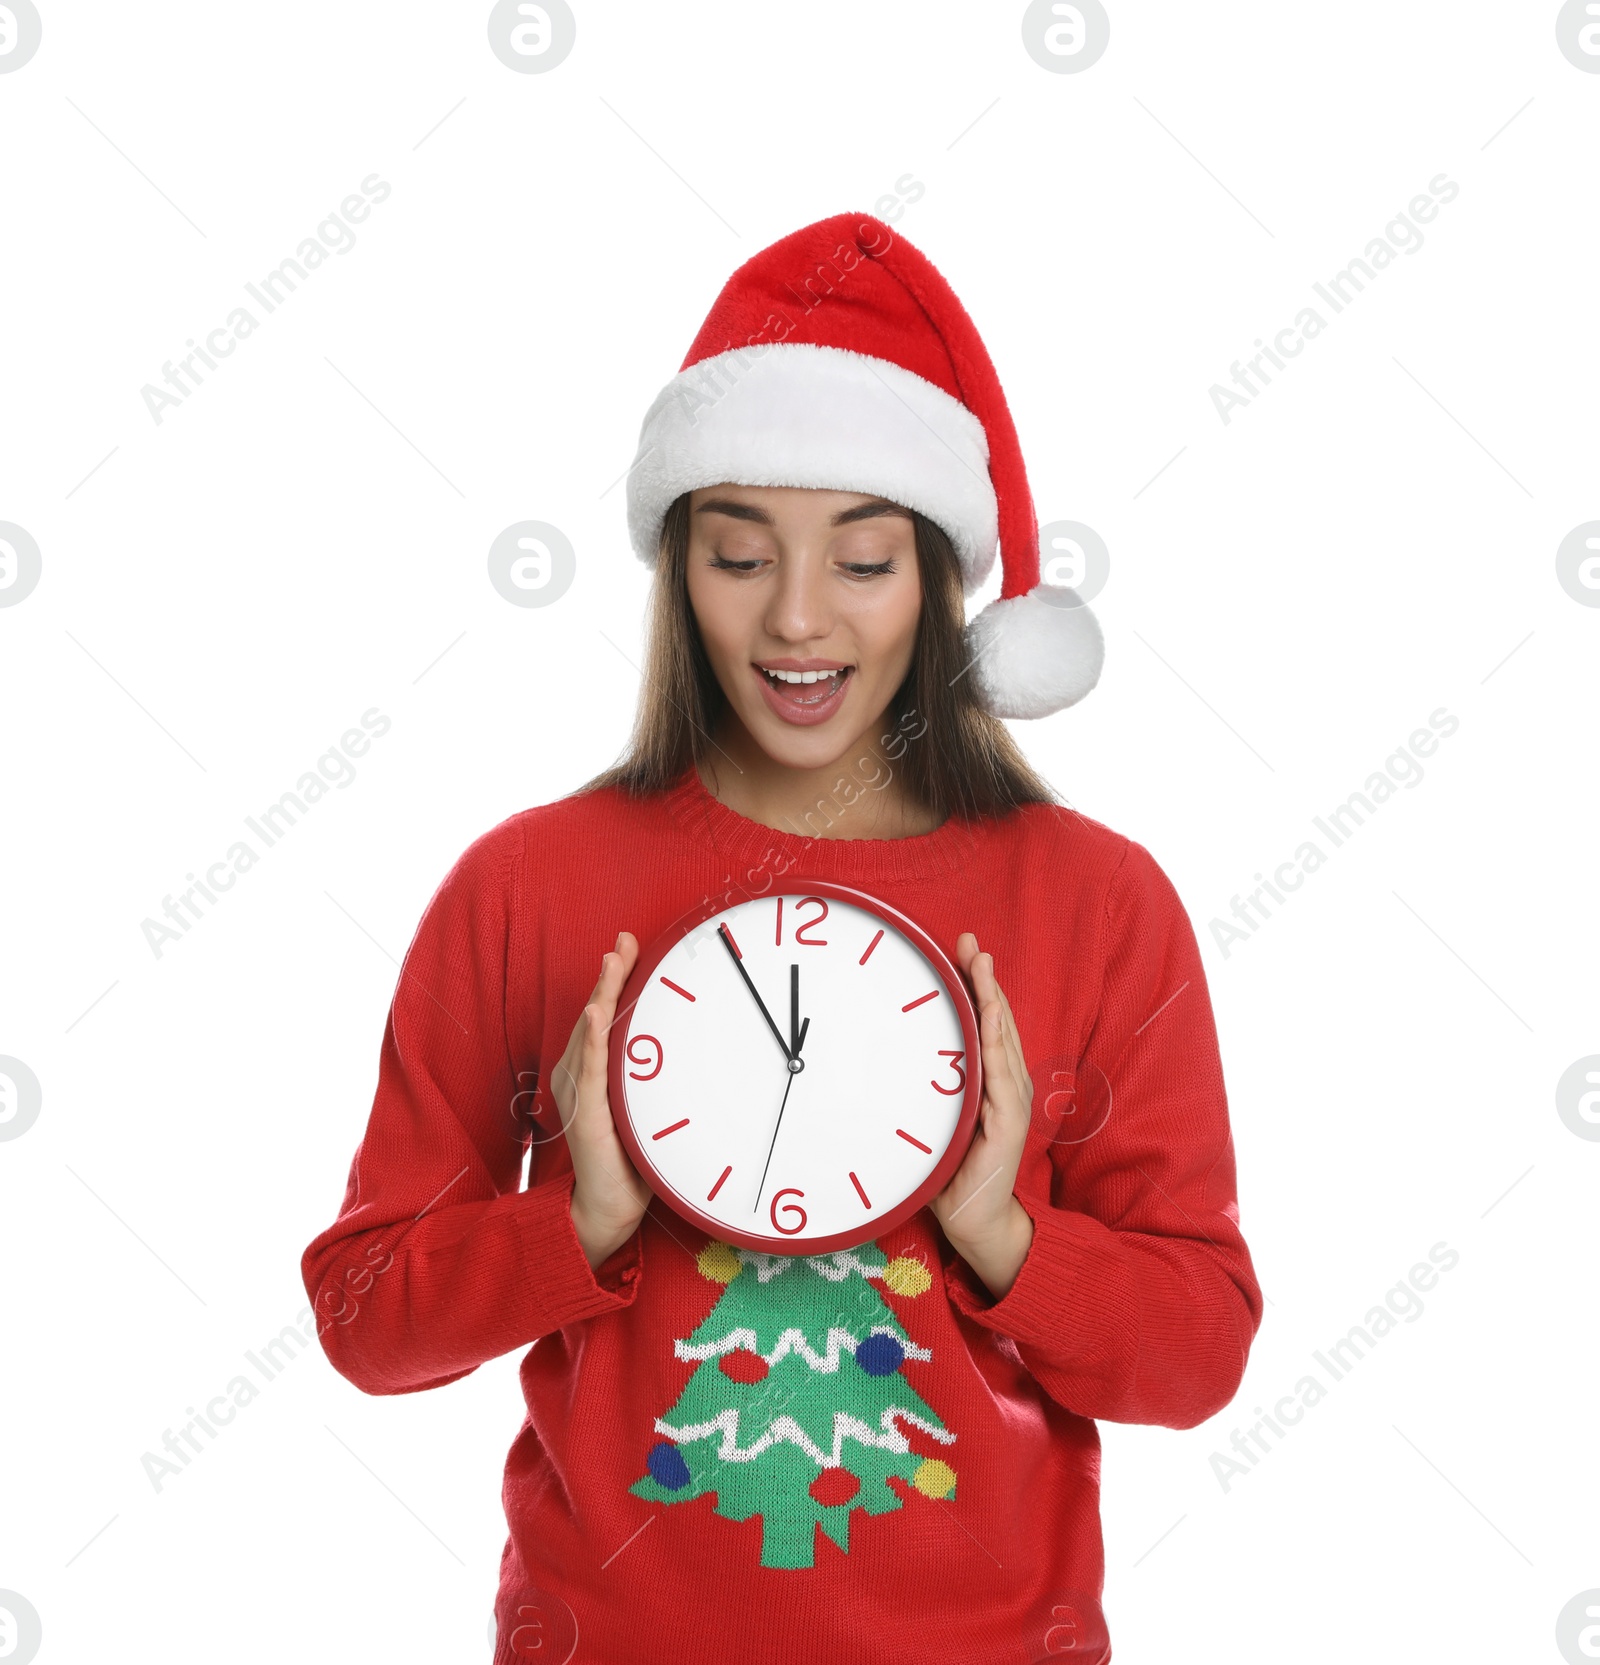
[299,816,640,1396]
[944,838,1263,1430]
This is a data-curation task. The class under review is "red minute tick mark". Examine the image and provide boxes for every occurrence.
[849,1171,871,1208]
[900,990,939,1012]
[859,929,884,965]
[707,1164,733,1201]
[896,1129,933,1154]
[652,1118,690,1140]
[659,976,695,1001]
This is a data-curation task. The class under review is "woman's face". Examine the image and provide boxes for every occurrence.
[685,484,922,773]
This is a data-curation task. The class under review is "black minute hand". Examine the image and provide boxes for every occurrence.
[718,924,793,1063]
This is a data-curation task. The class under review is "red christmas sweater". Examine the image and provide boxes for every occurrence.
[301,767,1262,1665]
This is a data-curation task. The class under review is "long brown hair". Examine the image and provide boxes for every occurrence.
[584,493,1058,823]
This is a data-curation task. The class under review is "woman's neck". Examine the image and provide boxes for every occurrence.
[696,717,944,840]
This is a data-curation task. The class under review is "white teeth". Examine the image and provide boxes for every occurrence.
[763,667,845,685]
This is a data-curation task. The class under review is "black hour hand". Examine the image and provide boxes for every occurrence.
[789,963,809,1059]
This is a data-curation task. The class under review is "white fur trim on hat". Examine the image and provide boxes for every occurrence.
[964,584,1105,720]
[625,342,999,592]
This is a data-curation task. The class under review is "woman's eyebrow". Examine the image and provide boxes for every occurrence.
[694,499,773,523]
[692,498,910,526]
[832,501,912,525]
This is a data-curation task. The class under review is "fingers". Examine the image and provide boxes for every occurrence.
[959,959,1012,1085]
[993,985,1031,1108]
[580,935,638,1086]
[966,940,997,1004]
[587,930,640,1007]
[558,933,640,1125]
[572,996,651,1214]
[976,945,1031,1110]
[958,932,1032,1149]
[976,998,1017,1120]
[581,1000,606,1068]
[961,934,1008,1009]
[568,1002,617,1153]
[961,936,1031,1109]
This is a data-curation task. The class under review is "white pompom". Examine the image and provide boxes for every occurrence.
[963,584,1104,720]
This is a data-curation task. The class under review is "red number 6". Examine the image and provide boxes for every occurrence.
[770,1188,808,1234]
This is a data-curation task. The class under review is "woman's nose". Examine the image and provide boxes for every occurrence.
[763,552,830,643]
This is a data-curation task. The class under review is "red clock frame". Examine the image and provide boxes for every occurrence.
[607,880,984,1255]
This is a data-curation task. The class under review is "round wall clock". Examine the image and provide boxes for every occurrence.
[608,881,982,1254]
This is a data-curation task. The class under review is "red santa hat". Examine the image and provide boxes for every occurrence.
[625,212,1103,720]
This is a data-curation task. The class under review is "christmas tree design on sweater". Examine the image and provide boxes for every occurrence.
[630,1237,958,1569]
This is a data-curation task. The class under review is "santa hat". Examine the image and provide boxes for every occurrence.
[624,212,1103,720]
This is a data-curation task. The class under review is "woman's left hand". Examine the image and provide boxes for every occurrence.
[927,933,1036,1300]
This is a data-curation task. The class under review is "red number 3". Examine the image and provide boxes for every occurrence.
[932,1050,966,1095]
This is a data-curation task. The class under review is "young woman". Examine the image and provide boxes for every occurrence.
[303,213,1262,1665]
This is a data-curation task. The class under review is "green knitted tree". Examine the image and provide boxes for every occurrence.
[630,1238,958,1569]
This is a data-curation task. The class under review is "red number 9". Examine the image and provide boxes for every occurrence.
[626,1034,663,1081]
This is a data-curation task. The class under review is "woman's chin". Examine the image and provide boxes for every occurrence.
[736,696,883,776]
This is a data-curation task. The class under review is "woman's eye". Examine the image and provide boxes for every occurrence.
[705,553,895,576]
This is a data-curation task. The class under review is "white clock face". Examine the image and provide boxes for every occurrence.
[614,888,976,1250]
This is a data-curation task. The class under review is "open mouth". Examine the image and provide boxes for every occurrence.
[760,665,850,701]
[752,663,855,726]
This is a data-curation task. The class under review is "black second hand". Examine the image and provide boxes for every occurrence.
[753,1067,796,1213]
[756,967,808,1215]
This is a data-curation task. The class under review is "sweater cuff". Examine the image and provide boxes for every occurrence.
[514,1169,642,1327]
[944,1193,1131,1361]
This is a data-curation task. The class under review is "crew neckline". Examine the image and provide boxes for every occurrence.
[658,763,989,885]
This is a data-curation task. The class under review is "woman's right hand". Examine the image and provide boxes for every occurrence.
[551,932,653,1271]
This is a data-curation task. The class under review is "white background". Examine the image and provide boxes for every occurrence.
[2,3,1596,1661]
